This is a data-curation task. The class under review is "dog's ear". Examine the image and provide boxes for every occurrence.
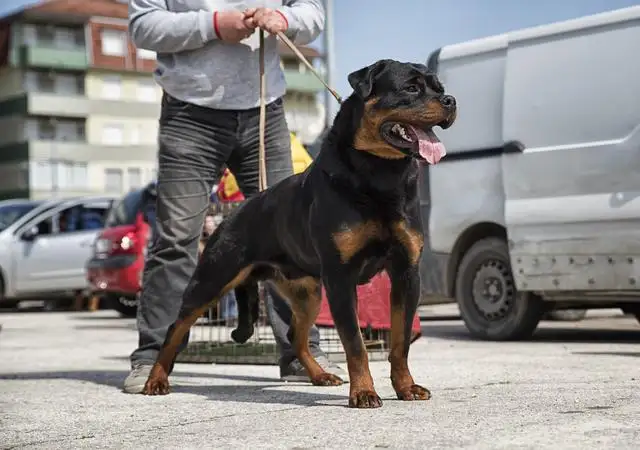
[348,59,390,99]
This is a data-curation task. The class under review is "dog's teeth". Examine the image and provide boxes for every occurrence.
[391,124,412,142]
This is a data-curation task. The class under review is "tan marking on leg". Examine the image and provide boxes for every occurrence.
[392,221,424,266]
[144,265,254,395]
[389,304,413,391]
[272,275,343,386]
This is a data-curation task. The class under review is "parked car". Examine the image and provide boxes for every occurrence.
[0,196,114,308]
[86,182,156,317]
[418,6,640,339]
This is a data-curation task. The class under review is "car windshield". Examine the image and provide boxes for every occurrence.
[0,203,39,232]
[105,190,144,227]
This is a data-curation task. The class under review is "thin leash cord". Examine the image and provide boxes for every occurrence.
[257,30,343,193]
[258,29,268,192]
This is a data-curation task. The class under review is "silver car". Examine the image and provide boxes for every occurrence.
[0,196,115,307]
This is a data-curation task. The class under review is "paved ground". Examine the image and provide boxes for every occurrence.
[0,307,639,450]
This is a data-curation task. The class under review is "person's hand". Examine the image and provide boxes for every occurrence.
[215,10,256,43]
[243,7,288,35]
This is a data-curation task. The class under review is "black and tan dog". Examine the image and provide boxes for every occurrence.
[142,59,457,408]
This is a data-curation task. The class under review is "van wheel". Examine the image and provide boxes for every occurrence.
[107,294,138,318]
[455,237,543,340]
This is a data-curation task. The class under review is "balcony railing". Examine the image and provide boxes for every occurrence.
[20,45,88,71]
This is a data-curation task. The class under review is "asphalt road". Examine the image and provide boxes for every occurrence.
[0,307,639,450]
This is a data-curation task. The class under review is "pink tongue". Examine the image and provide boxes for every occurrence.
[409,126,446,164]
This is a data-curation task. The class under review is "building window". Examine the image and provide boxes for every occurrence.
[71,162,88,189]
[30,160,88,190]
[24,71,54,92]
[26,117,85,142]
[130,124,146,145]
[56,73,84,95]
[31,161,52,190]
[102,123,125,145]
[35,25,55,45]
[128,167,142,189]
[136,47,156,60]
[101,75,122,99]
[24,71,84,95]
[105,168,123,193]
[100,29,126,56]
[54,27,85,50]
[23,24,84,48]
[136,78,157,102]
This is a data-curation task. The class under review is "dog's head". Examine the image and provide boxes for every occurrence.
[347,59,456,164]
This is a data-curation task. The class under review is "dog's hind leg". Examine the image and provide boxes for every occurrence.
[272,276,344,386]
[230,278,260,344]
[142,255,254,396]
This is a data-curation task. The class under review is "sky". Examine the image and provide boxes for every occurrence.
[2,0,639,116]
[321,0,640,118]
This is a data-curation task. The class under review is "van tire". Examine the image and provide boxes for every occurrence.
[107,294,138,318]
[455,237,543,341]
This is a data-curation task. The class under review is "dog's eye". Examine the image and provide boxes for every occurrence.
[404,85,420,94]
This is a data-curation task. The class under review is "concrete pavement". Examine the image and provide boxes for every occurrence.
[0,308,639,449]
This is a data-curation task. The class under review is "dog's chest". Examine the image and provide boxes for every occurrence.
[332,218,423,269]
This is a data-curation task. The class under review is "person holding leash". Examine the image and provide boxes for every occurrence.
[124,0,346,393]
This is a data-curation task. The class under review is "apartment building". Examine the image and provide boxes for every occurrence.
[0,0,326,200]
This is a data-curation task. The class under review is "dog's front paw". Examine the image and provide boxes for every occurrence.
[230,324,254,344]
[142,365,171,396]
[395,384,431,401]
[311,372,344,386]
[349,389,382,408]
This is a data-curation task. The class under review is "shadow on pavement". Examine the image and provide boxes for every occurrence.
[0,369,347,406]
[421,322,640,344]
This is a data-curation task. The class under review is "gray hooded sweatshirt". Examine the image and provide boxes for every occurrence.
[128,0,325,110]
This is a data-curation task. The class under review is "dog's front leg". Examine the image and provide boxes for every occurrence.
[323,272,382,408]
[386,247,431,402]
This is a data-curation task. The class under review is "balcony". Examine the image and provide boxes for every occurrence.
[19,45,88,71]
[0,93,89,118]
[283,70,325,93]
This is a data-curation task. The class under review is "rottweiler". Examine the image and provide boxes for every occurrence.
[142,59,457,409]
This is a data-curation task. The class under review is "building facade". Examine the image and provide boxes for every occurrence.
[0,0,325,200]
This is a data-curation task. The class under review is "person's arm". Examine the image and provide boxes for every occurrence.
[278,0,325,45]
[128,0,219,53]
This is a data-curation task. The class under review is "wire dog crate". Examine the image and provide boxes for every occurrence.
[175,201,392,366]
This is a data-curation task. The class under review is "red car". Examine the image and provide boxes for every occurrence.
[86,182,156,317]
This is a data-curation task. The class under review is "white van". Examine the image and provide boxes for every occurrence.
[418,6,640,340]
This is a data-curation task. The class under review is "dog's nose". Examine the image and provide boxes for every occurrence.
[440,95,456,109]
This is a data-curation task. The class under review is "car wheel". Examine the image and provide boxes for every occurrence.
[107,294,138,318]
[545,309,587,321]
[455,237,543,341]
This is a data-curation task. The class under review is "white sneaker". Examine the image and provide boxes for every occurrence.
[123,363,152,394]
